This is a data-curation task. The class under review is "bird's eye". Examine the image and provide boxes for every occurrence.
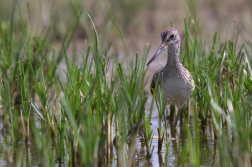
[170,34,175,39]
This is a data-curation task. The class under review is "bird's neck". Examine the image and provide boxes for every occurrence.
[166,44,182,68]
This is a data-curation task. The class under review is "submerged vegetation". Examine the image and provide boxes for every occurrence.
[0,0,251,167]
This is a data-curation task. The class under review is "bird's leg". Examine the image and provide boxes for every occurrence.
[169,105,176,123]
[174,109,181,129]
[162,105,169,138]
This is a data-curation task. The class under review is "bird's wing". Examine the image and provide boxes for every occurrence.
[150,69,163,95]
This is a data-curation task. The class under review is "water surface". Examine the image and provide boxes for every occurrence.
[0,98,222,166]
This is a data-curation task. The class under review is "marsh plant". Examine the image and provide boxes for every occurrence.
[0,1,251,167]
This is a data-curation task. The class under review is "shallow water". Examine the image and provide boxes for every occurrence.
[0,98,221,166]
[136,97,220,167]
[134,120,219,166]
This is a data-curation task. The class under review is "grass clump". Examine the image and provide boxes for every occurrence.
[0,2,150,166]
[179,18,252,166]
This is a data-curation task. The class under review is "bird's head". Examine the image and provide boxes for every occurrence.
[147,28,180,66]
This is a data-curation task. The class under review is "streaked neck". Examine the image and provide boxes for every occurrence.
[166,44,182,68]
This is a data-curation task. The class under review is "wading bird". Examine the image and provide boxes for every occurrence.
[147,28,195,126]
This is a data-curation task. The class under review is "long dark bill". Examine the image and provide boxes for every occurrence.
[146,43,167,66]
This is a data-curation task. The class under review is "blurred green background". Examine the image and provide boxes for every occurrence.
[1,0,251,52]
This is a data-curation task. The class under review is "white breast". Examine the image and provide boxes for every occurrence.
[156,76,193,109]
